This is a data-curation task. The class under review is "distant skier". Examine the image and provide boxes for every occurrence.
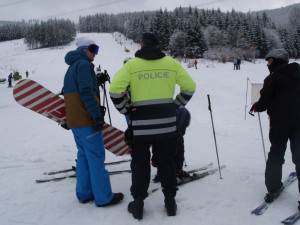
[237,58,241,70]
[194,59,198,69]
[233,58,238,70]
[8,72,12,87]
[26,70,29,78]
[249,49,300,208]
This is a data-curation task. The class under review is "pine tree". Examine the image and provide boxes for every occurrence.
[279,27,292,54]
[185,20,207,57]
[293,24,300,59]
[150,9,170,51]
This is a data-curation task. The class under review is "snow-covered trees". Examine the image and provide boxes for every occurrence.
[293,25,300,59]
[24,19,76,49]
[78,7,294,60]
[0,23,26,42]
[1,5,299,60]
[169,30,187,57]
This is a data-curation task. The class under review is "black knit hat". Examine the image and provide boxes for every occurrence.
[142,32,159,46]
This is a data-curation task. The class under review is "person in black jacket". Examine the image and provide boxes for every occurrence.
[250,49,300,208]
[152,107,191,181]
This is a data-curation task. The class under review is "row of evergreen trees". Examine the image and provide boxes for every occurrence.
[279,25,300,59]
[0,7,299,59]
[0,19,76,49]
[24,19,76,49]
[78,7,300,60]
[0,23,25,42]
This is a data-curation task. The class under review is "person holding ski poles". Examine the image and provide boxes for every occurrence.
[63,36,124,207]
[249,49,300,209]
[110,32,196,220]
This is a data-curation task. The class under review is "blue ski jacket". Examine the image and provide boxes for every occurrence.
[63,50,101,128]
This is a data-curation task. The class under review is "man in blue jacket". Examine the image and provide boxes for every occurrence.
[63,37,123,207]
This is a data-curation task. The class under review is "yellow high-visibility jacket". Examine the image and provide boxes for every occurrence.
[110,51,195,141]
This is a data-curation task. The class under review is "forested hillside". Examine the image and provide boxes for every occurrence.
[1,4,299,60]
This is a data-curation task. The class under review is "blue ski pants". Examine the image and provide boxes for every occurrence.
[71,127,114,205]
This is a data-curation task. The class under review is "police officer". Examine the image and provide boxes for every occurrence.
[109,33,196,220]
[250,49,300,208]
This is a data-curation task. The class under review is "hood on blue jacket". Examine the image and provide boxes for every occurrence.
[65,50,89,65]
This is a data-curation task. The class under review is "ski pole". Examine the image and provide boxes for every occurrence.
[103,82,112,125]
[245,78,250,120]
[258,112,267,163]
[207,94,223,179]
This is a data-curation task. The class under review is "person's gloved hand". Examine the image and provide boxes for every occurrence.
[151,160,157,168]
[249,104,256,116]
[93,117,105,131]
[97,70,110,86]
[125,106,133,117]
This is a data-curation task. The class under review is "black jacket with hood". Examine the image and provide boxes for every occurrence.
[254,62,300,124]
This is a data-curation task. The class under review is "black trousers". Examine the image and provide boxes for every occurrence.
[130,137,177,200]
[152,136,185,171]
[175,136,185,170]
[265,120,300,193]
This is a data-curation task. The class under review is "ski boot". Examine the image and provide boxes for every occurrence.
[264,186,284,203]
[176,169,190,179]
[165,195,177,216]
[128,199,144,220]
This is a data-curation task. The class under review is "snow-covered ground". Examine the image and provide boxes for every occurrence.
[0,33,299,225]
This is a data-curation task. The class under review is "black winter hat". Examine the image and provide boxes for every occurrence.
[142,32,159,45]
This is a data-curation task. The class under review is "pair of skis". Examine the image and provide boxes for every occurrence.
[251,172,299,224]
[36,162,219,185]
[148,163,226,194]
[43,159,132,175]
[36,159,131,183]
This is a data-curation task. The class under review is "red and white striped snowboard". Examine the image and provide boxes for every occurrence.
[13,79,130,156]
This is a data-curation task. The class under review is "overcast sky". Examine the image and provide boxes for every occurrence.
[0,0,299,22]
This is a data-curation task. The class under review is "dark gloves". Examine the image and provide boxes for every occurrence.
[61,123,70,130]
[93,117,105,131]
[125,106,133,117]
[124,127,133,148]
[249,104,256,116]
[97,70,110,87]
